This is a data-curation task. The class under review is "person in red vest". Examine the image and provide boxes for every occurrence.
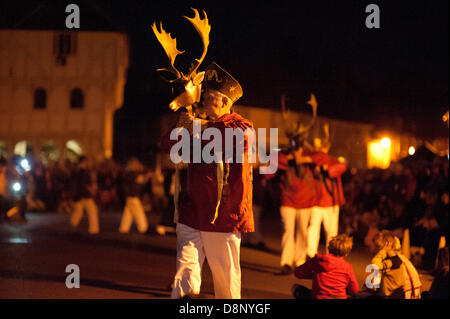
[307,138,347,258]
[159,62,254,299]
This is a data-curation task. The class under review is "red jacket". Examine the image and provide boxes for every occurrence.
[279,152,318,209]
[159,111,254,233]
[310,151,346,207]
[294,253,359,299]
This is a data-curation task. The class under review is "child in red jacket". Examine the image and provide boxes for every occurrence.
[293,234,359,299]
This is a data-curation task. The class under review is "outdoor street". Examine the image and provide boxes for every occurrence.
[0,210,433,299]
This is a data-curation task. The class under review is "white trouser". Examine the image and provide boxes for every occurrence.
[280,206,312,267]
[171,223,242,299]
[119,197,148,233]
[70,198,99,234]
[307,205,340,258]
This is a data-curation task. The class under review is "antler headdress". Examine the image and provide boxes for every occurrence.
[151,8,211,113]
[281,93,318,148]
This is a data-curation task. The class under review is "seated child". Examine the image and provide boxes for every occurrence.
[369,230,422,299]
[293,234,359,299]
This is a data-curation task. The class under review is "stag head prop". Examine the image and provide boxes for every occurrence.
[281,93,318,147]
[151,8,211,112]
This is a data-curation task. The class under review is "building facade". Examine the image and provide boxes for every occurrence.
[0,29,129,163]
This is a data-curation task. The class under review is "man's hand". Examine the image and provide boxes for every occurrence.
[293,149,312,164]
[177,112,195,134]
[177,112,209,135]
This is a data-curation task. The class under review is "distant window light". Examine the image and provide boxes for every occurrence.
[34,88,47,109]
[70,88,84,109]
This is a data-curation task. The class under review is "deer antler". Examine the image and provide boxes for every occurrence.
[152,8,210,83]
[322,123,331,151]
[151,21,184,79]
[281,93,318,138]
[295,93,317,135]
[183,8,211,79]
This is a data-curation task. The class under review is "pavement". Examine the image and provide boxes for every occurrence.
[0,210,434,299]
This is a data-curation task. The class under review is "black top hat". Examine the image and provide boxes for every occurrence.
[203,62,243,103]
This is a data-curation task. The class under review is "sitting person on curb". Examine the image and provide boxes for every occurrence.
[368,230,422,299]
[292,234,359,299]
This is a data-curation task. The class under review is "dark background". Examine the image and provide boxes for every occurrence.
[1,0,448,163]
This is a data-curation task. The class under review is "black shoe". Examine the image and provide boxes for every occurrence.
[292,284,312,299]
[277,264,293,275]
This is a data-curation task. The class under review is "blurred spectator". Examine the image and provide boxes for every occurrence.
[119,158,151,234]
[338,155,448,270]
[97,158,121,211]
[69,156,99,234]
[368,230,422,299]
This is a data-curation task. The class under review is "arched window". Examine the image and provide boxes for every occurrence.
[70,88,84,109]
[34,88,47,109]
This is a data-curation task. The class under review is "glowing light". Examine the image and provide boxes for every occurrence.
[368,138,391,169]
[20,159,31,171]
[12,182,22,192]
[408,146,415,156]
[380,137,391,148]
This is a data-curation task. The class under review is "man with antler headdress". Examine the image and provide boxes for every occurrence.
[155,9,254,299]
[276,94,319,275]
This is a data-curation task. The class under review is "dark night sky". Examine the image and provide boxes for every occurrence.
[1,0,448,161]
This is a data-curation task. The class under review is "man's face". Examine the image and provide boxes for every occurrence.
[202,89,232,120]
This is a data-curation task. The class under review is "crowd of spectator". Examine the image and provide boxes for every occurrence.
[339,156,449,269]
[0,155,177,229]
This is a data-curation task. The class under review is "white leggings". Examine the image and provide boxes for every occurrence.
[70,198,99,234]
[119,197,148,233]
[280,206,312,267]
[307,205,339,258]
